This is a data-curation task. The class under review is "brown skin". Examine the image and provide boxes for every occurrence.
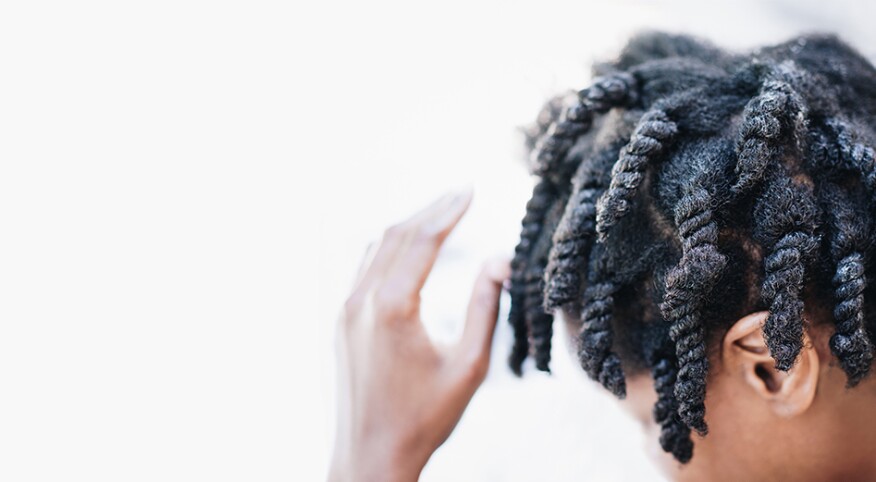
[563,310,876,482]
[332,194,876,482]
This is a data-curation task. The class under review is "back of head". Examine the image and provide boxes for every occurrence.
[509,32,876,464]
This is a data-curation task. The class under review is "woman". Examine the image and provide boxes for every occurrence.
[330,33,876,481]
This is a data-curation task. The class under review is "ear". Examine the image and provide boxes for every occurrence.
[722,311,819,418]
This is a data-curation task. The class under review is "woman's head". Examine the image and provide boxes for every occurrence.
[508,32,876,475]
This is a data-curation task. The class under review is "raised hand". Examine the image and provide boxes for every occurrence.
[329,189,510,482]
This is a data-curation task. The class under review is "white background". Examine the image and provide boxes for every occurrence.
[0,1,873,481]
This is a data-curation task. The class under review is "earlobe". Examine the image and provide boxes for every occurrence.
[723,311,820,418]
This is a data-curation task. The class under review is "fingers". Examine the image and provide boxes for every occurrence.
[351,189,462,295]
[353,243,377,286]
[379,187,473,298]
[455,258,511,380]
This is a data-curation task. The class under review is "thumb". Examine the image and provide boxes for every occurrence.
[455,257,511,376]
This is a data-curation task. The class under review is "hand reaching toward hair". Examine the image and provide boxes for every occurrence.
[329,189,510,482]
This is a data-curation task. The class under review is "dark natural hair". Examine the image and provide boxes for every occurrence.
[508,32,876,463]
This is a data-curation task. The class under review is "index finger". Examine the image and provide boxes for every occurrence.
[351,189,463,296]
[377,187,473,299]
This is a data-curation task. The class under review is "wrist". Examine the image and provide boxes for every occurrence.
[329,436,430,482]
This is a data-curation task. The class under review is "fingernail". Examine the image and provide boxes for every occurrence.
[486,256,512,281]
[427,186,473,230]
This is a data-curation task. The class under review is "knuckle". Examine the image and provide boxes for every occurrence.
[373,286,417,320]
[411,225,440,246]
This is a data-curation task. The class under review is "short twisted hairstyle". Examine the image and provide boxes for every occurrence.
[508,32,876,463]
